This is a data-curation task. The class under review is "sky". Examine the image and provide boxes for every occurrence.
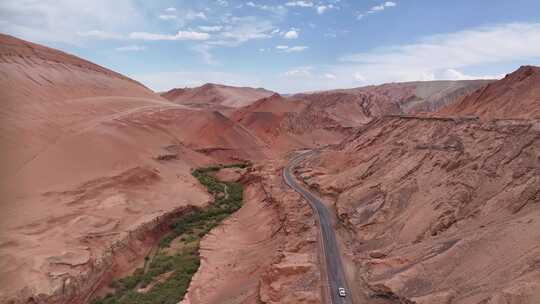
[1,0,540,93]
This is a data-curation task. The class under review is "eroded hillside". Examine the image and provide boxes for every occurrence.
[161,83,275,109]
[295,67,540,303]
[440,66,540,119]
[0,34,269,304]
[0,34,353,304]
[293,80,492,120]
[2,32,538,304]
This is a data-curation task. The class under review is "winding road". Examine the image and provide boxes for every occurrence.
[283,150,353,304]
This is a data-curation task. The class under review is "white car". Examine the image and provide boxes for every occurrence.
[338,287,347,297]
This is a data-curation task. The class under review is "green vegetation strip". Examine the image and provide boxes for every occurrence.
[91,163,247,304]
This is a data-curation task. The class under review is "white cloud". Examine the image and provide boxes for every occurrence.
[0,0,138,44]
[317,5,329,14]
[158,14,177,20]
[283,66,313,77]
[198,25,223,32]
[332,22,540,85]
[115,45,146,51]
[77,30,122,39]
[222,31,270,42]
[324,32,337,38]
[286,1,336,14]
[158,9,209,28]
[287,46,308,52]
[129,30,210,41]
[284,29,299,39]
[1,1,276,47]
[134,71,261,92]
[136,23,540,94]
[216,16,276,45]
[285,1,314,7]
[276,45,308,52]
[192,44,217,65]
[341,23,540,69]
[246,2,287,15]
[358,1,397,20]
[324,73,337,79]
[372,1,397,11]
[185,11,207,20]
[354,72,366,82]
[159,9,206,24]
[442,69,501,80]
[216,0,229,7]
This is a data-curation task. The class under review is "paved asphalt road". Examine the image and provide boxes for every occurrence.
[283,150,353,304]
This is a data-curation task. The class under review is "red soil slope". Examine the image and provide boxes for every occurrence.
[440,66,540,119]
[161,83,275,109]
[228,80,491,155]
[230,93,355,151]
[0,34,266,304]
[293,80,492,120]
[1,33,528,304]
[296,66,540,303]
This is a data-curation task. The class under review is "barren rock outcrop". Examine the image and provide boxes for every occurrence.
[296,68,540,302]
[441,66,540,119]
[181,162,324,304]
[293,80,492,120]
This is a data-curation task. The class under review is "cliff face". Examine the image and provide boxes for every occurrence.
[295,67,540,303]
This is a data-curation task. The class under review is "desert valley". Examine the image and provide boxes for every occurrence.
[0,14,539,304]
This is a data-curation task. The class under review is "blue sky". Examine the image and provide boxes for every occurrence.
[1,0,540,93]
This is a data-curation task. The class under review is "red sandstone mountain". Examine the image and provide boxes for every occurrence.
[3,32,538,304]
[0,34,269,304]
[230,93,350,149]
[440,66,540,119]
[295,66,540,303]
[0,34,357,304]
[293,80,492,121]
[161,83,275,109]
[226,80,492,151]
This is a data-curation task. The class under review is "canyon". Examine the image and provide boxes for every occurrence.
[0,33,538,304]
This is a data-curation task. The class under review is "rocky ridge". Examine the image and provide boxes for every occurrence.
[294,67,540,303]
